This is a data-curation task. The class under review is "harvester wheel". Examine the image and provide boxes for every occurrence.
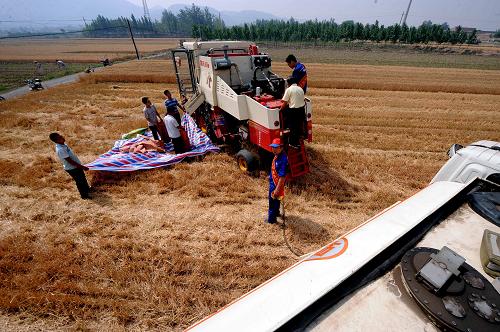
[236,149,259,172]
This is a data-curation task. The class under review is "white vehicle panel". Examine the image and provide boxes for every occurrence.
[431,140,500,183]
[309,204,498,331]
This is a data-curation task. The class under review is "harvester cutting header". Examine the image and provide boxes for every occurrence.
[171,41,312,177]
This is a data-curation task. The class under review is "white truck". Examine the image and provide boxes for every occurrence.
[432,140,500,185]
[187,141,500,332]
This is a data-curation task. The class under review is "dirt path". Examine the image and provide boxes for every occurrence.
[0,52,170,101]
[0,72,84,99]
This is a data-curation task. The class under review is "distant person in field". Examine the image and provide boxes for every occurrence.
[101,58,111,66]
[49,132,91,199]
[56,59,66,69]
[281,76,305,148]
[33,61,42,75]
[163,89,184,124]
[142,97,162,141]
[164,106,186,154]
[266,138,288,224]
[285,54,308,94]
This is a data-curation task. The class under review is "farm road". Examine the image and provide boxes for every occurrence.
[0,52,167,100]
[1,72,84,99]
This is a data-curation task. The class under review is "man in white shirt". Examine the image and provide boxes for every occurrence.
[280,77,305,148]
[164,109,185,154]
[49,132,91,199]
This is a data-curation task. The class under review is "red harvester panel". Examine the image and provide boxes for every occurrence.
[287,143,310,178]
[248,120,281,153]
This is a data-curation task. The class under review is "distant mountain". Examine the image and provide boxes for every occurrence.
[167,3,281,26]
[0,0,144,30]
[0,0,281,31]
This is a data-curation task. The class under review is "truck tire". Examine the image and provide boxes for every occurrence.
[236,149,259,172]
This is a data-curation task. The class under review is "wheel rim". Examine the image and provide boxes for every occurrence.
[238,157,248,171]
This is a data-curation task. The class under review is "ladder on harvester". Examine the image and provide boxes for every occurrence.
[171,47,197,99]
[287,142,310,178]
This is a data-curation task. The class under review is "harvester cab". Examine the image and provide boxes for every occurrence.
[171,41,312,178]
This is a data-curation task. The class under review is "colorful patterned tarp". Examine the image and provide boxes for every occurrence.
[86,114,219,171]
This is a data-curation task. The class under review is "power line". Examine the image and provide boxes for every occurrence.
[0,19,86,23]
[0,25,162,40]
[0,26,128,39]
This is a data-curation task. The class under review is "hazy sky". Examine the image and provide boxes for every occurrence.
[129,0,500,30]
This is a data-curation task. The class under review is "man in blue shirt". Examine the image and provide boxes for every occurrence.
[164,89,185,124]
[286,54,308,94]
[267,138,288,224]
[49,132,90,199]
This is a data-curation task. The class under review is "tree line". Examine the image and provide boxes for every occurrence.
[84,4,479,45]
[194,19,479,45]
[83,4,222,37]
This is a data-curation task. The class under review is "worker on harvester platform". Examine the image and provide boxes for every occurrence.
[280,76,305,148]
[266,138,288,224]
[285,54,307,94]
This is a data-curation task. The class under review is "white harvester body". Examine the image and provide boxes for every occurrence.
[172,41,312,175]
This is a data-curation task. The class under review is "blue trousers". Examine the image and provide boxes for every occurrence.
[268,187,280,223]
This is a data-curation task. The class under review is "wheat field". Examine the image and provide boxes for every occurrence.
[0,54,499,330]
[0,38,180,62]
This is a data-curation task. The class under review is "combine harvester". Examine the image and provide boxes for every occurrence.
[171,41,312,177]
[187,141,500,331]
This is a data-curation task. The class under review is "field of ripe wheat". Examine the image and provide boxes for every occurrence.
[0,38,180,62]
[0,38,182,91]
[0,49,499,330]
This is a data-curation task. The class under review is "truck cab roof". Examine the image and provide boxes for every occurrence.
[432,140,500,184]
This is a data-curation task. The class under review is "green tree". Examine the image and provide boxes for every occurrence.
[466,29,479,44]
[160,10,178,34]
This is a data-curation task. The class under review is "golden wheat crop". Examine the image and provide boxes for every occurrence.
[0,38,181,62]
[83,59,177,84]
[0,57,499,330]
[89,60,500,94]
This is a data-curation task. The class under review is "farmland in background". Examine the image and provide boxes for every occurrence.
[2,38,499,93]
[0,38,181,91]
[0,38,180,62]
[262,43,500,69]
[0,39,499,330]
[0,62,93,92]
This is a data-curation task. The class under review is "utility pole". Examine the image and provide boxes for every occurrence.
[402,0,413,26]
[399,11,405,25]
[126,19,140,60]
